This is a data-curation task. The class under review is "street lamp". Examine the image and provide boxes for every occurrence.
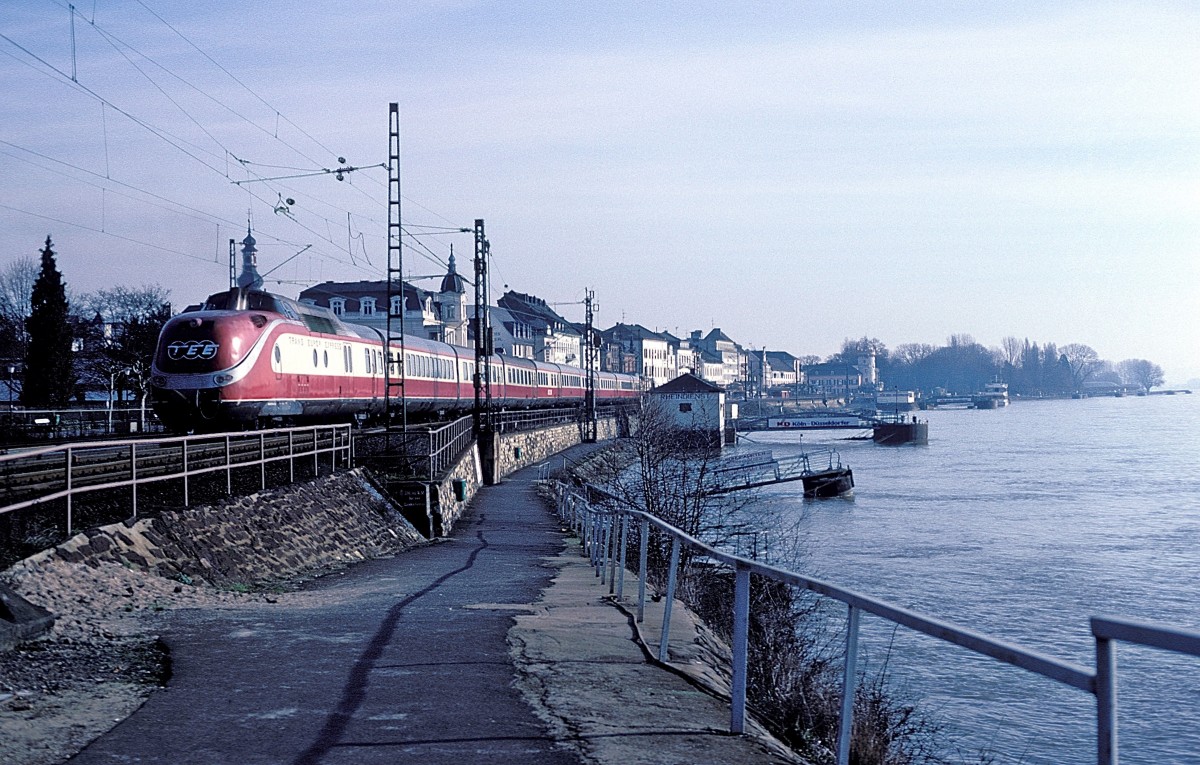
[6,364,14,413]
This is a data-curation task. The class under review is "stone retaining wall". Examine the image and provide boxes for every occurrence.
[4,469,424,590]
[384,416,621,540]
[494,416,619,480]
[432,443,482,535]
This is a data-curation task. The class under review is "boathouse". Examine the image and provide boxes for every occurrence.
[649,373,726,448]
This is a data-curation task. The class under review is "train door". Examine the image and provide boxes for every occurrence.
[298,346,315,402]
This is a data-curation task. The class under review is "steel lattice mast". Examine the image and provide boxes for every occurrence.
[472,219,491,437]
[385,103,407,443]
[583,288,598,443]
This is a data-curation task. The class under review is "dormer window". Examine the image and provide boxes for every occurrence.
[390,295,403,315]
[329,298,345,316]
[360,297,376,316]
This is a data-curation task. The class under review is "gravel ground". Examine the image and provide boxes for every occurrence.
[0,557,278,765]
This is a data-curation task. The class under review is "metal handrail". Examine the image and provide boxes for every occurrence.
[549,480,1200,765]
[0,424,352,533]
[427,415,475,478]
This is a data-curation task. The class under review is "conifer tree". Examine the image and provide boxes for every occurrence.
[23,236,74,407]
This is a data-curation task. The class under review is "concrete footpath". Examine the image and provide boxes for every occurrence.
[71,446,799,765]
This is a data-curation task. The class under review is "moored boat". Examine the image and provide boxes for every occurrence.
[972,381,1009,409]
[801,465,854,498]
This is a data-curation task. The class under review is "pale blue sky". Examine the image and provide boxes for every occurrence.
[1,1,1197,381]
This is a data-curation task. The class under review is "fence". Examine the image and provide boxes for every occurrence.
[0,406,164,442]
[360,407,624,481]
[549,480,1200,765]
[490,405,623,434]
[0,424,352,536]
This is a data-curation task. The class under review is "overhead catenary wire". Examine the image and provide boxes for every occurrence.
[0,23,370,266]
[0,139,377,278]
[2,6,482,294]
[0,201,221,264]
[130,0,342,163]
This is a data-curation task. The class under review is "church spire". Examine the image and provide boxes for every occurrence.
[440,247,465,294]
[236,223,263,291]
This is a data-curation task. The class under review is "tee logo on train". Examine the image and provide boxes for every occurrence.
[167,340,219,361]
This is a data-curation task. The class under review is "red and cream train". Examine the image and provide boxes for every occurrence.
[150,286,640,432]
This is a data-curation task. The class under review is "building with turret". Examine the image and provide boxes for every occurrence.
[297,255,468,345]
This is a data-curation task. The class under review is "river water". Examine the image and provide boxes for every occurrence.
[746,394,1200,764]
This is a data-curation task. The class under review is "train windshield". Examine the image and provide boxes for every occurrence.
[201,289,293,315]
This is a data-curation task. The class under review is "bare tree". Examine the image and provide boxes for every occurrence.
[891,343,935,366]
[946,333,975,348]
[1060,343,1101,391]
[76,285,171,430]
[1117,359,1164,392]
[0,256,37,361]
[1000,336,1024,367]
[79,285,171,325]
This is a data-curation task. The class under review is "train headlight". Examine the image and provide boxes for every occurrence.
[213,373,234,386]
[151,375,167,387]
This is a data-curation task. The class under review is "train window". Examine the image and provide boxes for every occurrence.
[313,349,318,367]
[344,345,351,373]
[323,350,329,368]
[364,347,371,374]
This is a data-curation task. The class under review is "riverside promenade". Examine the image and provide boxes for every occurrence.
[69,446,796,765]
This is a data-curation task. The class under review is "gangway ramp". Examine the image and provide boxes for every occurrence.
[703,449,853,498]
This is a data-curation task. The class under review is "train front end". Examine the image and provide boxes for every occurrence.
[150,292,281,432]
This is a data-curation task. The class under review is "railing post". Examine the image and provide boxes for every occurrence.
[583,509,592,560]
[260,432,266,490]
[616,514,628,600]
[312,429,318,475]
[594,514,604,575]
[658,536,680,663]
[288,431,294,483]
[836,604,861,765]
[638,518,649,623]
[1095,633,1118,765]
[731,563,751,734]
[607,515,618,593]
[131,442,138,518]
[182,440,189,506]
[599,515,610,584]
[65,446,73,536]
[225,435,232,495]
